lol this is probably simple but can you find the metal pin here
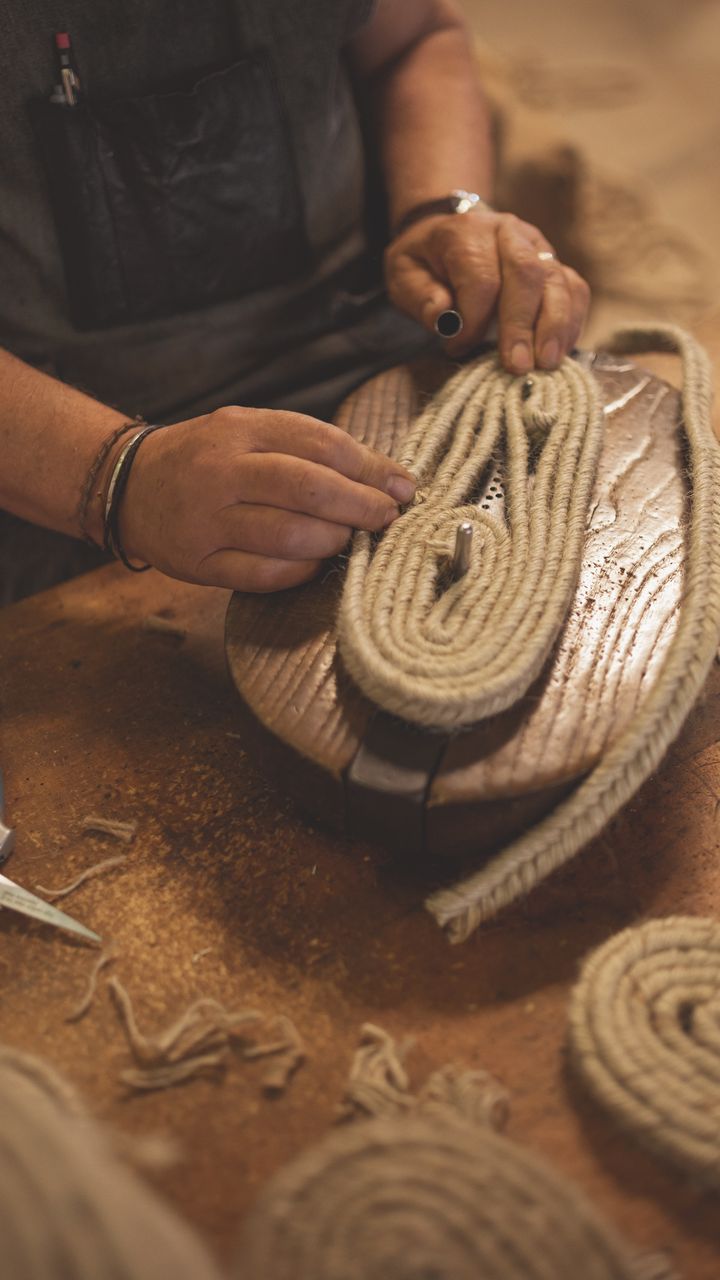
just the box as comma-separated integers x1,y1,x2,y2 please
451,521,473,580
434,309,464,339
521,376,535,401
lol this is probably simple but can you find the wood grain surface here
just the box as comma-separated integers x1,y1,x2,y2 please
226,353,687,858
1,562,720,1277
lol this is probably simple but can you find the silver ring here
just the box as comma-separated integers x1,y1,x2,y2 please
537,250,556,262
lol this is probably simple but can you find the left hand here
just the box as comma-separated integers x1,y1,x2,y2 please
384,209,591,374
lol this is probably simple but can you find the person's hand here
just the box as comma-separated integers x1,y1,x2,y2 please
385,209,590,374
119,407,416,591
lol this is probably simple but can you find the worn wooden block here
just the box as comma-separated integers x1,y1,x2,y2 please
226,353,686,858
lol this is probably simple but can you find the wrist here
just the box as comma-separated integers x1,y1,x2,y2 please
391,189,494,240
81,419,143,550
103,424,168,570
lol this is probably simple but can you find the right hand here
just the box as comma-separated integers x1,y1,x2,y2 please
385,210,590,373
117,405,416,591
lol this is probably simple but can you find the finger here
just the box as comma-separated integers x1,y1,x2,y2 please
215,503,352,561
563,266,592,350
533,270,574,369
229,454,401,531
513,220,556,260
385,251,454,333
237,411,416,505
496,222,549,374
199,549,323,592
434,225,502,355
499,222,590,364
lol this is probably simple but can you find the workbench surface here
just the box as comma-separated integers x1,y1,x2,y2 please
1,563,719,1275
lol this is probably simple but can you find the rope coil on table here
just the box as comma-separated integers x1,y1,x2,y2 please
234,1113,660,1280
338,350,604,730
569,915,720,1187
0,1048,223,1279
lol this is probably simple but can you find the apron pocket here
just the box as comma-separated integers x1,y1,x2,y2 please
29,54,311,330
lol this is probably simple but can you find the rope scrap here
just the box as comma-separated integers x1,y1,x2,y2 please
36,856,127,901
337,1022,509,1130
569,915,720,1188
65,944,118,1023
141,614,186,640
337,1023,415,1120
339,349,603,730
409,325,720,941
243,1014,306,1093
235,1113,656,1280
109,978,304,1094
109,977,260,1090
418,1061,511,1131
79,816,138,843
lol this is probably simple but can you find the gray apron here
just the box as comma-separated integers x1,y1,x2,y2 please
0,0,431,600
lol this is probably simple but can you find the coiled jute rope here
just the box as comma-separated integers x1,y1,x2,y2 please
342,325,720,942
339,345,604,729
569,915,720,1187
234,1113,663,1280
0,1035,675,1279
0,1047,223,1279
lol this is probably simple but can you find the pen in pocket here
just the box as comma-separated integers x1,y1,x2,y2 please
53,32,81,106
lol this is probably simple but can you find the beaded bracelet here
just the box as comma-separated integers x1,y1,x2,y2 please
102,423,168,571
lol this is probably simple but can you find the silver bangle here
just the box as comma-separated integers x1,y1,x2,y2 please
392,189,494,239
102,428,148,552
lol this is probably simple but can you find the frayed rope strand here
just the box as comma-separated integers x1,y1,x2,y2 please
36,856,127,901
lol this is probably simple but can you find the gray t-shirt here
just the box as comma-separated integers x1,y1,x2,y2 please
2,0,428,423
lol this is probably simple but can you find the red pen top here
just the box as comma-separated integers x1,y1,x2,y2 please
55,32,71,49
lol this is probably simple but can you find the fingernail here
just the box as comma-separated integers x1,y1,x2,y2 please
539,339,560,369
383,504,400,527
509,341,532,374
386,475,416,504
